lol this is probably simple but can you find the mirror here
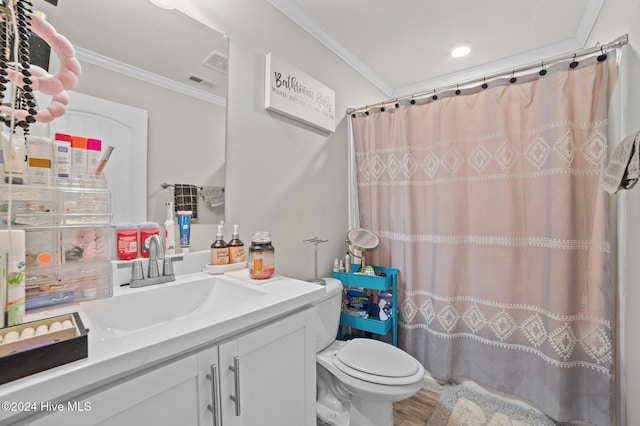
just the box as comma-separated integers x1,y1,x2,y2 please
30,0,228,226
346,228,379,269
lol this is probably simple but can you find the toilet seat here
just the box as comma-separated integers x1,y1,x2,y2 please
334,339,422,386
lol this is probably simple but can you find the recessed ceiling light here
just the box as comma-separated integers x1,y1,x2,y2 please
451,45,471,58
150,0,175,10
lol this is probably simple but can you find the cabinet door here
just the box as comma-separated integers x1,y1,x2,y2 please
197,345,222,426
218,308,316,426
28,354,200,426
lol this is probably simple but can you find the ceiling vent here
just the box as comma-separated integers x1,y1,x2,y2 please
202,51,228,73
187,74,216,89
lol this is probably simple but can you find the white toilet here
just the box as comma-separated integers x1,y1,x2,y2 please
315,278,425,426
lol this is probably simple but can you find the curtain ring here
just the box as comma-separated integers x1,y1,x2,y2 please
539,61,547,76
509,70,517,84
597,46,608,62
432,89,438,101
395,98,399,109
455,83,461,95
569,53,579,69
481,77,488,90
380,101,385,112
364,105,369,115
410,95,416,105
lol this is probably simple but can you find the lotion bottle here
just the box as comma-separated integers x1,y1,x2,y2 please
164,202,175,256
210,223,229,265
228,224,245,264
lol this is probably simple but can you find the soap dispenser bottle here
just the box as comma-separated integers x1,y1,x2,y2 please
210,223,229,265
228,224,246,264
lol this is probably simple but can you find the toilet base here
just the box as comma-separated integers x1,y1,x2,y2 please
317,400,349,426
349,396,393,426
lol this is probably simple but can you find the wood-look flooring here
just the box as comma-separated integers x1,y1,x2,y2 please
392,378,442,425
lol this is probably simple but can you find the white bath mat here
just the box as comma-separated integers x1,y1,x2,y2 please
426,383,562,425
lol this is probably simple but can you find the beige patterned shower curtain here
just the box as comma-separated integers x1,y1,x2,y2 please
351,58,612,425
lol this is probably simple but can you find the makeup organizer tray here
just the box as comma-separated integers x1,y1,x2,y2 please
0,182,115,311
0,312,88,384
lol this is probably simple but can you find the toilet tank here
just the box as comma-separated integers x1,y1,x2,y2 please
315,278,343,352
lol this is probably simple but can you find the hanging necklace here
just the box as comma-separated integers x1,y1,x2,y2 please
0,0,36,135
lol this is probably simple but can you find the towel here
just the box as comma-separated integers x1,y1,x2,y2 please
201,185,225,207
601,131,640,194
173,184,198,219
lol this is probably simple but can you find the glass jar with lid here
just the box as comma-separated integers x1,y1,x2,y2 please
248,231,275,279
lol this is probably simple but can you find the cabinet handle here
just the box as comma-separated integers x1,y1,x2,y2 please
228,356,241,416
206,364,222,426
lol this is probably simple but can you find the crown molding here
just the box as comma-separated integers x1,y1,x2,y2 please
267,0,605,100
575,0,606,46
74,46,227,107
266,0,393,97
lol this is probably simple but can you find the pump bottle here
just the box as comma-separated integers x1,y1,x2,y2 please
164,202,175,256
210,223,230,265
228,224,246,264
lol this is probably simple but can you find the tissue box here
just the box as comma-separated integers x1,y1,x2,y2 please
0,312,88,384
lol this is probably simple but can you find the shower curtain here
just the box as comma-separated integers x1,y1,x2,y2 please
351,58,612,425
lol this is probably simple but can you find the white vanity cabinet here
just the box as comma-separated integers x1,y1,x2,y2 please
25,307,316,426
27,354,200,425
200,308,316,426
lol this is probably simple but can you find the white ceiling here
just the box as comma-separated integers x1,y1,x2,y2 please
28,0,606,105
267,0,606,98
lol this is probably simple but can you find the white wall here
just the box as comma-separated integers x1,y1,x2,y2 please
588,0,640,424
190,1,386,280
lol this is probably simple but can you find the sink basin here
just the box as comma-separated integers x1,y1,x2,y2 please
82,275,266,334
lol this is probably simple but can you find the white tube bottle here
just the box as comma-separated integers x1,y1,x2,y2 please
164,202,175,256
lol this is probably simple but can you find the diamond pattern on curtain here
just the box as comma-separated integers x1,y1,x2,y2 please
351,57,612,425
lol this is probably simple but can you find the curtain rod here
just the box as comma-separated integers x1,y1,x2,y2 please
347,34,629,115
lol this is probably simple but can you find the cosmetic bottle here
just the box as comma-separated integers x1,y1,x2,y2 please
211,223,229,265
53,136,72,180
164,202,175,256
26,136,53,186
228,224,245,264
70,136,88,178
3,133,25,184
344,252,352,273
86,138,102,177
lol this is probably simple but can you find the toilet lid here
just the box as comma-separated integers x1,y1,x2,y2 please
334,339,421,384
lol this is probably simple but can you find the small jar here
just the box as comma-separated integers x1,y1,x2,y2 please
248,231,274,279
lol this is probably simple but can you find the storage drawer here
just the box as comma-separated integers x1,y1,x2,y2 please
60,189,111,225
61,226,113,264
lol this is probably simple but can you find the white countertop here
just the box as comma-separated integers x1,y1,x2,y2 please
0,268,325,425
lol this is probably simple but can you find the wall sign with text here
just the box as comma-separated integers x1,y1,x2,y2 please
264,53,335,133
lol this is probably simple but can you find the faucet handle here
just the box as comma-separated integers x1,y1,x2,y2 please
163,257,174,277
131,260,144,281
148,259,160,279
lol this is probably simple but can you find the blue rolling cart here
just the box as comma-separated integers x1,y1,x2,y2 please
332,265,398,347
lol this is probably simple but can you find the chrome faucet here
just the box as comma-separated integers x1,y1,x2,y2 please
130,234,176,288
